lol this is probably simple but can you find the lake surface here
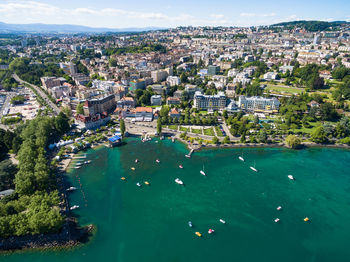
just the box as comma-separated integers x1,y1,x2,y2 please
4,138,350,262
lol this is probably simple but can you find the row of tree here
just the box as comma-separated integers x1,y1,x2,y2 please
0,113,70,238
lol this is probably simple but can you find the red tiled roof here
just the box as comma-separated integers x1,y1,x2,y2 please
135,107,152,113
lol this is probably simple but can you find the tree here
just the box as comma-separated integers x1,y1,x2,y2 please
319,103,339,121
285,135,302,149
109,58,118,67
223,136,230,144
212,136,219,144
307,74,324,90
258,129,268,143
120,119,125,136
76,103,84,115
311,126,328,144
253,115,260,125
157,118,162,135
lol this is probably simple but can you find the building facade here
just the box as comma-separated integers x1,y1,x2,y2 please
238,96,280,113
83,94,116,116
193,91,227,111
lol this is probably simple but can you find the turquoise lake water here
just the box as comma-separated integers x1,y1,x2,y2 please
3,138,350,262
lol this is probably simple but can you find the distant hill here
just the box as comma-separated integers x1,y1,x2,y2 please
0,22,164,34
270,20,350,32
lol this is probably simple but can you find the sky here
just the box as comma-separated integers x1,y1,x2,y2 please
0,0,349,28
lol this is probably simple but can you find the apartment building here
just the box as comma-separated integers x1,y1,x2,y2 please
193,91,227,111
83,94,116,116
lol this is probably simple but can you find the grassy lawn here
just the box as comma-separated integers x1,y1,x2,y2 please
203,127,215,136
180,126,189,132
290,122,320,134
167,125,178,130
215,126,224,137
266,84,305,94
191,127,202,134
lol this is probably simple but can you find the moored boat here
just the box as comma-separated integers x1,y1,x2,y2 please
136,182,141,187
208,229,214,234
121,177,126,180
195,232,202,237
288,175,295,180
131,167,136,171
144,181,150,185
156,159,160,163
70,205,79,210
219,219,226,224
179,165,183,169
188,221,193,227
277,206,282,211
274,218,280,223
66,187,76,192
175,178,184,185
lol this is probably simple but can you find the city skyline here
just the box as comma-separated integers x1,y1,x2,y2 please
0,0,349,29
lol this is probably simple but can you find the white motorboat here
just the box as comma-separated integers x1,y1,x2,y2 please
185,154,191,158
238,153,245,162
219,219,226,224
277,206,282,211
274,218,280,223
250,161,258,172
136,182,142,187
70,205,79,210
66,187,77,192
175,178,184,185
135,159,139,163
288,175,295,180
200,165,206,176
156,159,160,163
188,221,193,227
179,165,183,169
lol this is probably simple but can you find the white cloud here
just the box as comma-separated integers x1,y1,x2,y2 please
240,13,256,17
210,14,225,19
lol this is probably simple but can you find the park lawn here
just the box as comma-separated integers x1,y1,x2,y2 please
291,122,320,134
168,125,178,130
215,126,224,137
266,84,305,94
203,127,215,136
191,127,202,134
180,126,189,132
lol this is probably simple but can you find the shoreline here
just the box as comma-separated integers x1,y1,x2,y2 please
0,145,102,253
0,221,95,253
171,134,350,151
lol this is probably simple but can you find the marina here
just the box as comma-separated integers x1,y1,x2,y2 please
4,138,350,262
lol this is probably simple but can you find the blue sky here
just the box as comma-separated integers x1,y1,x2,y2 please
0,0,349,28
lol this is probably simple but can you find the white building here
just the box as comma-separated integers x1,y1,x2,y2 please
238,96,280,113
150,95,162,106
263,72,279,81
167,76,181,86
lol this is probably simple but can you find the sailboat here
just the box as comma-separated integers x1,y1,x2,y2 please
250,161,258,172
200,165,206,176
238,152,245,162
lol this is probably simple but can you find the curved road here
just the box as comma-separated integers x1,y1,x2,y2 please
12,73,60,115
